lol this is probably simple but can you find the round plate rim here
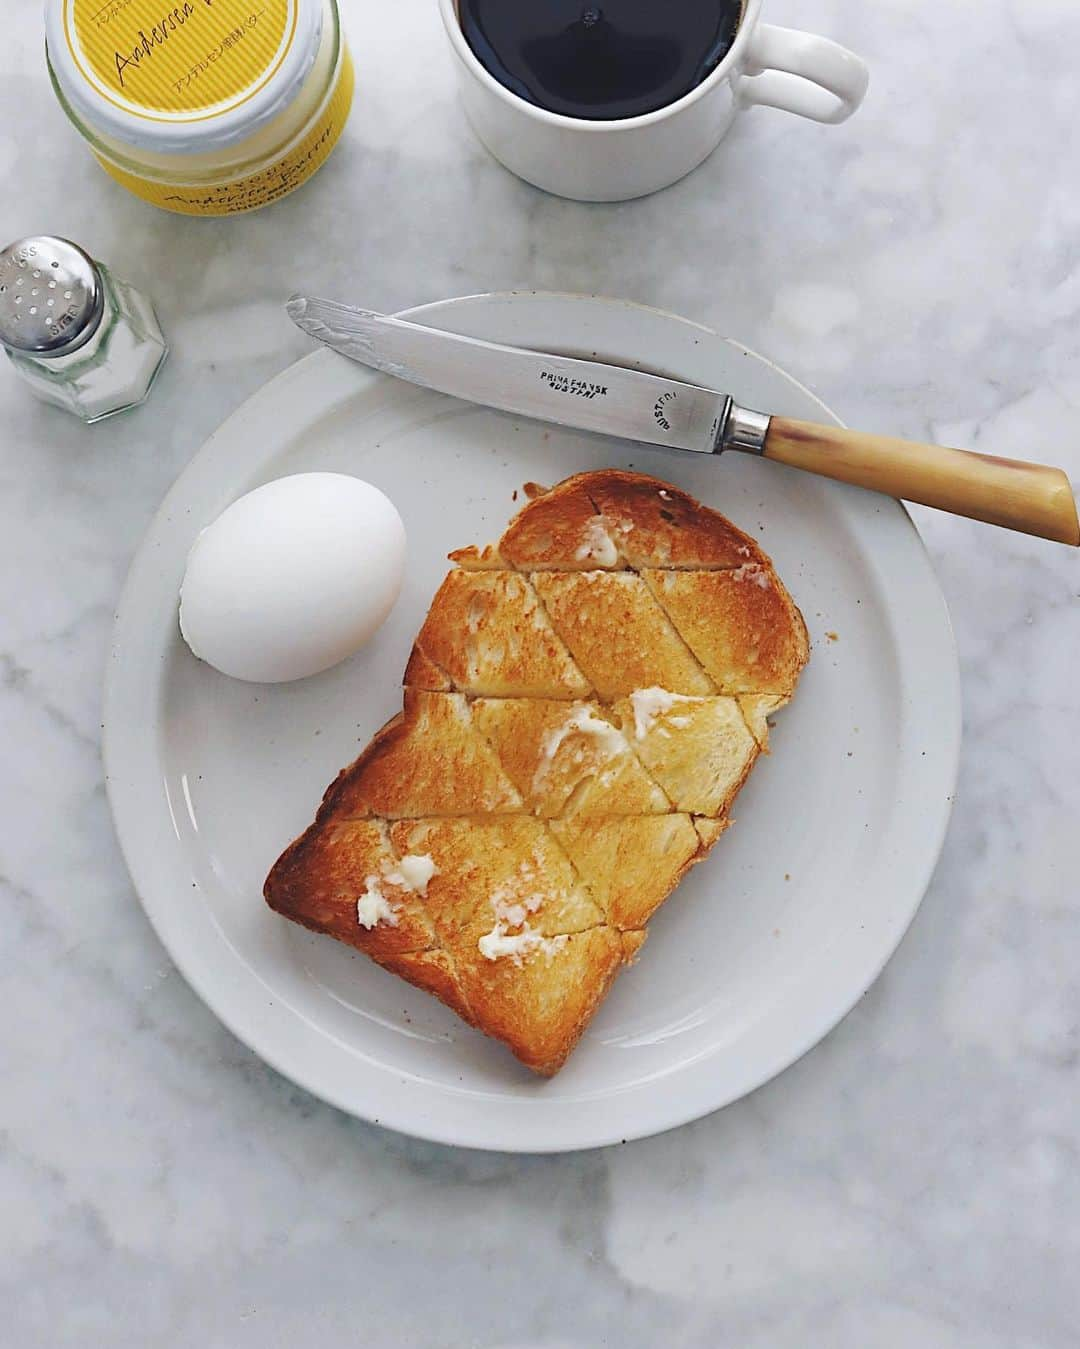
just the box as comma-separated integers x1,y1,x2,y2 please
103,291,961,1152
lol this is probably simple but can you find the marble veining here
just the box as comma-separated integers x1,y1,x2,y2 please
1,0,1078,1343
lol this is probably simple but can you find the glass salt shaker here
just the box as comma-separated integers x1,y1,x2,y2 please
0,236,167,423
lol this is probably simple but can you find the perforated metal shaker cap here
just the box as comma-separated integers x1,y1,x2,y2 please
0,237,104,358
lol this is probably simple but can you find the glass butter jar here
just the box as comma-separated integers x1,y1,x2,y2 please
45,0,353,217
0,237,167,423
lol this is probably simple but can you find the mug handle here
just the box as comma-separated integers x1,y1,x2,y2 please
740,24,869,125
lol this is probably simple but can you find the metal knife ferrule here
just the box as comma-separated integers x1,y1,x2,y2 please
717,401,771,456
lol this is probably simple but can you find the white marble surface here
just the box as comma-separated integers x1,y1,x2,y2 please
2,0,1078,1343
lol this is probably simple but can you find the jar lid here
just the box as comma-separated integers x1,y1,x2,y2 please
0,237,104,358
46,0,323,156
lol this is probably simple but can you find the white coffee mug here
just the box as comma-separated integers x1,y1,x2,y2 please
438,0,870,202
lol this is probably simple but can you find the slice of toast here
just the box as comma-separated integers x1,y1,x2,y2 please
265,470,809,1075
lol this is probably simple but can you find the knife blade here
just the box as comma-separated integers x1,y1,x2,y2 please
286,295,754,456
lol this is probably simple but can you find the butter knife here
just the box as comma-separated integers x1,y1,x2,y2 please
287,295,1079,546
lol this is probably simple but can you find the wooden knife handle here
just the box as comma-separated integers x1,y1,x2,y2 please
764,417,1080,545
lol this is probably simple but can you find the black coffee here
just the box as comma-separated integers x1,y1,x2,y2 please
459,1,743,121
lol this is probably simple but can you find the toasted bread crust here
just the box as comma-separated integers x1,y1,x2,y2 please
585,470,769,570
265,470,808,1075
500,477,623,572
643,567,809,695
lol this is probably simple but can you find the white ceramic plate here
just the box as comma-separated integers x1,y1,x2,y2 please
104,293,960,1153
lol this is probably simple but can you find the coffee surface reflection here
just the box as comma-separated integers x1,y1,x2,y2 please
459,0,744,121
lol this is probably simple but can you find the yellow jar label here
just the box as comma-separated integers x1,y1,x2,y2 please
93,43,354,214
65,0,295,120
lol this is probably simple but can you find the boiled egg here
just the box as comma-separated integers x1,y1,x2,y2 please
179,473,406,683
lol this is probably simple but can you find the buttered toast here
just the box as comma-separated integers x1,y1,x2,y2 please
264,470,809,1075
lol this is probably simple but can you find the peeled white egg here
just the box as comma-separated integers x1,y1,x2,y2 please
179,473,406,683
